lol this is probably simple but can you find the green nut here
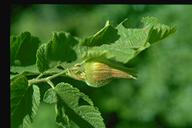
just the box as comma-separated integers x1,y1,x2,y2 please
68,61,136,88
84,61,112,87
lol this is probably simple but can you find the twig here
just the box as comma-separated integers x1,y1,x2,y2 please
28,69,68,87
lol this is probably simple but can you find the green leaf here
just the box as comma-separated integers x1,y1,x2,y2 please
47,32,78,61
81,17,175,64
55,101,70,128
36,44,49,72
142,16,176,44
54,83,105,128
10,32,40,66
43,88,57,104
11,65,39,77
36,32,79,72
22,85,40,128
80,21,120,46
11,74,40,128
56,99,80,128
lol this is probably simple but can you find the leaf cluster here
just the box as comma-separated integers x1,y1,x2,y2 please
10,17,175,128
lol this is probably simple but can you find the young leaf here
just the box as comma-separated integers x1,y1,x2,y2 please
43,88,57,104
11,74,40,128
54,83,105,128
10,32,40,66
81,17,175,64
36,44,49,72
80,21,120,46
36,32,79,72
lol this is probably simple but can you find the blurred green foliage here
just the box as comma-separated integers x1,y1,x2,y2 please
11,5,192,128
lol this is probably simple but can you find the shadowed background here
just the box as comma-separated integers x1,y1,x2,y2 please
11,5,192,128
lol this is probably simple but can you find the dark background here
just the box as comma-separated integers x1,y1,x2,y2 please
11,5,192,128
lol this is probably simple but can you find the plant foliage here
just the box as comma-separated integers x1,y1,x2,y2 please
10,17,175,128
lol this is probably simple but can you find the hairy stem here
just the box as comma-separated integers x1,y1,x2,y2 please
36,73,44,79
47,79,55,89
28,69,68,86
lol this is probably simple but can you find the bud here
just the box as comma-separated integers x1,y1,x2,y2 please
67,61,136,87
84,61,136,87
83,62,112,87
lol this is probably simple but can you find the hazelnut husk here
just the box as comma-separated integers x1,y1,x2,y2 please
67,61,136,87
